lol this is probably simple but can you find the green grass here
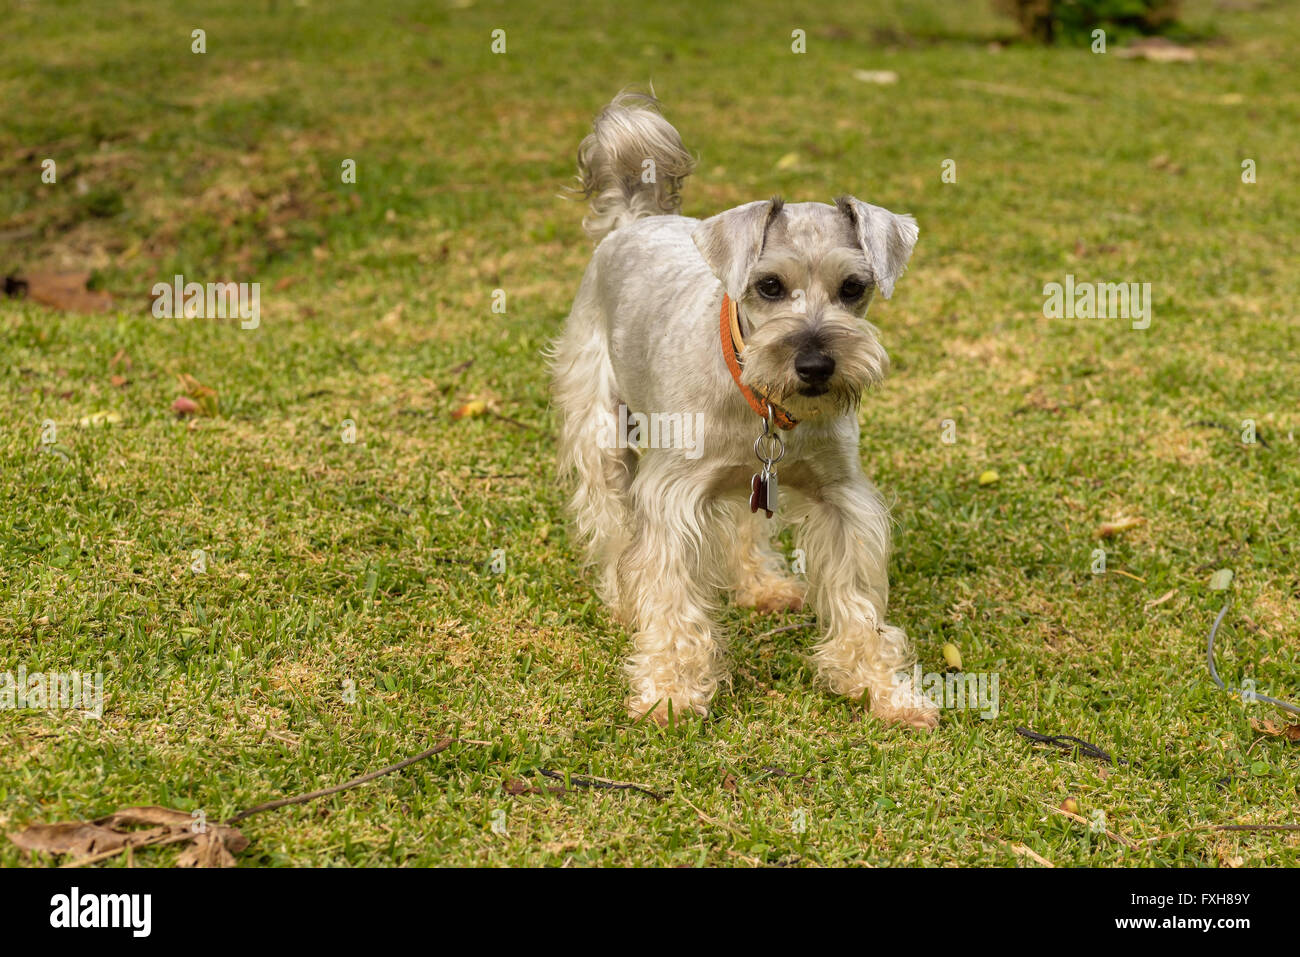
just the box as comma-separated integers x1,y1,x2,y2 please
1,0,1297,867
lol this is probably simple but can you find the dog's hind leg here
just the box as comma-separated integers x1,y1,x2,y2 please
551,289,635,612
723,502,806,614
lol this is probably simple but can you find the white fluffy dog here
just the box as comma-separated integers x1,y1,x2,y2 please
550,93,936,730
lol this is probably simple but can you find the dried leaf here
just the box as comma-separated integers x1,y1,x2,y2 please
77,411,122,427
853,69,898,84
452,399,487,420
8,805,247,868
1209,568,1234,591
99,806,196,828
176,373,219,416
503,777,564,797
1096,515,1144,538
1149,154,1184,175
1249,719,1300,742
504,778,539,795
3,272,114,313
1116,38,1196,62
8,821,137,857
1144,588,1177,609
175,827,249,868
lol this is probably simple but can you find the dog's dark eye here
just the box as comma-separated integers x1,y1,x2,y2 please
755,276,785,300
840,279,867,301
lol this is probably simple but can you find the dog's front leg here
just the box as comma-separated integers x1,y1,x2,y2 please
794,477,938,729
617,462,725,724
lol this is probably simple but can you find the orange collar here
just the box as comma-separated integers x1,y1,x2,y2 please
720,293,798,430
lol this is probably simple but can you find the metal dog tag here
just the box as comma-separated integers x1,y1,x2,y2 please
750,404,784,520
750,468,778,519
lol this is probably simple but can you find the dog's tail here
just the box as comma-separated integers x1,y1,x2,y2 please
574,91,695,243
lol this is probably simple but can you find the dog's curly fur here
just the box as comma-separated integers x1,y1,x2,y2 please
550,93,936,730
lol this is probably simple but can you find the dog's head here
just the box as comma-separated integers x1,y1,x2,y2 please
693,196,917,420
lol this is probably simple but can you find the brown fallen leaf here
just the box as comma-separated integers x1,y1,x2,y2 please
176,373,219,416
503,777,565,797
8,820,145,858
1249,719,1300,742
452,399,487,420
1096,516,1145,538
3,272,114,313
175,827,249,868
110,374,129,388
1149,153,1184,175
98,806,193,829
1116,38,1196,62
8,805,247,868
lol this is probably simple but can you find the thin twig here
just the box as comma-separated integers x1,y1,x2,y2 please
681,796,744,835
1216,824,1300,832
1043,802,1138,849
489,411,544,433
225,737,460,824
1141,822,1300,844
1015,726,1127,765
1188,419,1271,449
754,622,815,640
533,769,666,801
984,834,1056,868
1110,568,1147,583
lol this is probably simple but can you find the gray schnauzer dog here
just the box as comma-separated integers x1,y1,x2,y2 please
550,93,936,730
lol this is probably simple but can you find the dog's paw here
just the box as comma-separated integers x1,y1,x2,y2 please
732,576,806,614
628,696,707,728
870,682,940,731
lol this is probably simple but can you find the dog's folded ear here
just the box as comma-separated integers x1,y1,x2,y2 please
691,198,783,301
834,196,918,300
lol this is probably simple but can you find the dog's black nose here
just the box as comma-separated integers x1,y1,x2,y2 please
795,350,835,385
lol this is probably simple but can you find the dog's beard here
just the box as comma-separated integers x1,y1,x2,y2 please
739,312,889,420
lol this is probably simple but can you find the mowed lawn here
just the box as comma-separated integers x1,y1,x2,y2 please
1,0,1297,867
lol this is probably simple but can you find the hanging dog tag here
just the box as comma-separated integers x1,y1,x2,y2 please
750,467,778,519
754,405,780,522
750,404,784,520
